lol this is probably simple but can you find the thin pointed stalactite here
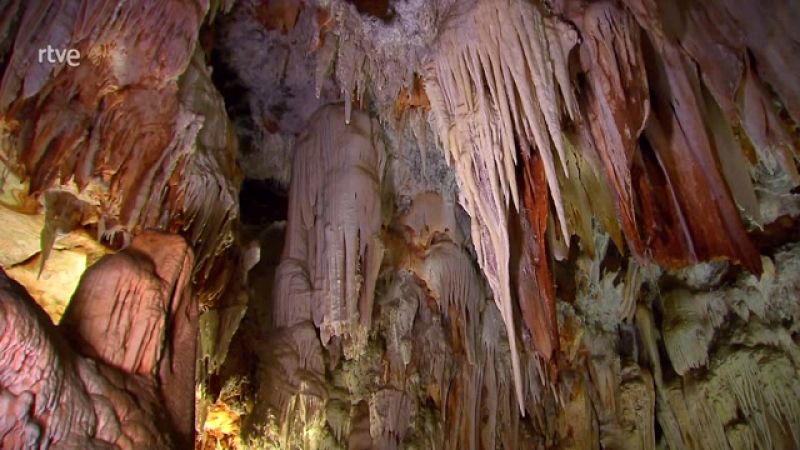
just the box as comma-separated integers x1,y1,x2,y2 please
515,151,558,363
424,0,578,410
225,0,799,446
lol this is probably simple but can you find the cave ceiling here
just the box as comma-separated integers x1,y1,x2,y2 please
1,0,800,449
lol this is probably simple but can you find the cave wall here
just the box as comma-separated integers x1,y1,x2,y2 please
0,0,241,309
0,0,799,449
0,232,196,449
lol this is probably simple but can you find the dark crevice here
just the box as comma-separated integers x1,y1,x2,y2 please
344,0,396,22
203,23,259,158
239,178,288,226
749,214,800,256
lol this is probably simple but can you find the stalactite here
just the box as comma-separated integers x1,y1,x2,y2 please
218,1,800,441
425,244,485,450
703,87,761,224
321,0,445,124
5,0,800,448
559,0,800,275
569,1,650,257
418,243,482,366
516,152,558,362
401,192,523,450
738,65,800,184
424,0,580,409
258,187,550,448
640,40,762,273
173,48,242,307
676,0,800,195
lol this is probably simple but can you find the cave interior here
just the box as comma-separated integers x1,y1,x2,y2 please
1,0,800,449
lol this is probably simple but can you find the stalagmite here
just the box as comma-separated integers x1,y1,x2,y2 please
273,104,386,357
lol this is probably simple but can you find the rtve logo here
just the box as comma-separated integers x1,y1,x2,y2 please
38,45,81,67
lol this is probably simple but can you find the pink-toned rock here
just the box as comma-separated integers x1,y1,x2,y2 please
1,232,196,449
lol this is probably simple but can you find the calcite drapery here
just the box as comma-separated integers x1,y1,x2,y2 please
571,1,650,258
422,0,800,409
259,186,536,449
273,104,386,357
2,0,800,448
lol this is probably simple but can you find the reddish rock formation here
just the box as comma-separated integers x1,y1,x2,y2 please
0,0,240,308
0,232,196,449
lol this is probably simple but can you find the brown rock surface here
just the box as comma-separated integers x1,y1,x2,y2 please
0,231,196,449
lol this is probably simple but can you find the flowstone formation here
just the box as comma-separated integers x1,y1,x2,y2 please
0,0,241,309
0,4,248,438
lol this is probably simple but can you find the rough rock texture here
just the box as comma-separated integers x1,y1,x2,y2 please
0,5,248,442
1,0,799,449
0,0,241,308
0,232,196,449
